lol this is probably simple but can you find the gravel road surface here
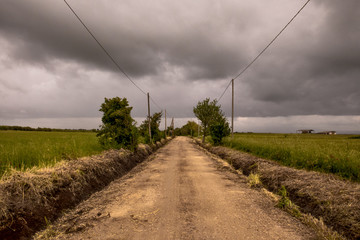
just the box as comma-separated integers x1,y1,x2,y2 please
37,136,316,240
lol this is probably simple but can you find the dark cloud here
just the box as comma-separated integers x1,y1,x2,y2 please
0,0,359,126
237,0,360,117
0,0,159,76
0,0,252,80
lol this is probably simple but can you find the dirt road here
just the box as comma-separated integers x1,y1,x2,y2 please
37,137,316,239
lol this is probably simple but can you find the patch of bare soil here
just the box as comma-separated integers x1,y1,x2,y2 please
35,137,316,240
0,139,169,240
198,141,360,239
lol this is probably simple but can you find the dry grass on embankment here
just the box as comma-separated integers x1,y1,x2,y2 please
0,139,169,240
197,141,360,240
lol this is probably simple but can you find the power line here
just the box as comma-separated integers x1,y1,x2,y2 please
152,97,175,118
63,0,147,96
149,95,174,117
233,0,310,81
218,0,311,102
217,80,232,102
150,96,163,111
63,0,173,121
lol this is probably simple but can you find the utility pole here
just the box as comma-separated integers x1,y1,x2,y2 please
171,118,174,138
147,93,152,144
165,109,167,138
232,79,234,139
198,119,200,138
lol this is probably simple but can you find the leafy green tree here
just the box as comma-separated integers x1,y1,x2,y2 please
179,121,199,137
193,98,220,143
174,127,182,136
166,126,175,137
210,115,230,145
97,97,138,150
193,98,230,143
139,111,163,143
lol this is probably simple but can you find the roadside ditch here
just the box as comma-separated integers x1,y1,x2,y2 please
196,140,360,240
0,138,171,240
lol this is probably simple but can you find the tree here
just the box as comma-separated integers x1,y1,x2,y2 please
139,111,163,143
174,127,182,136
179,121,199,137
210,115,230,145
193,98,220,143
193,98,230,143
97,97,138,150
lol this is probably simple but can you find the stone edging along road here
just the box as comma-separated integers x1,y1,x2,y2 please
196,140,360,240
0,138,171,240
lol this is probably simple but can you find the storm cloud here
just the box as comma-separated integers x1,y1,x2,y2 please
0,0,359,131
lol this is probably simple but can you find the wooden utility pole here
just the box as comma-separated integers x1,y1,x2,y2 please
231,79,234,139
165,109,167,138
198,120,200,138
171,118,174,137
147,93,152,143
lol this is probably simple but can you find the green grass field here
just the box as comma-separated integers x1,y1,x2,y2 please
223,133,360,182
0,131,104,177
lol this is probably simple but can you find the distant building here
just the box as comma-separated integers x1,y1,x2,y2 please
296,129,314,134
317,131,337,135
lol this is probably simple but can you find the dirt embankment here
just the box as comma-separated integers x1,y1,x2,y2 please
197,141,360,240
0,138,170,240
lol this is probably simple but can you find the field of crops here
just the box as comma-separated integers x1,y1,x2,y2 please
0,131,104,177
223,133,360,182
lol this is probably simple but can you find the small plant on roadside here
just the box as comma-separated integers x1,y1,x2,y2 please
247,173,262,188
302,214,346,240
277,186,301,217
277,186,345,239
36,216,59,239
277,186,291,208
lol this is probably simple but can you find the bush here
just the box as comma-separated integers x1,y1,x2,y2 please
209,116,230,145
139,112,162,144
97,97,138,150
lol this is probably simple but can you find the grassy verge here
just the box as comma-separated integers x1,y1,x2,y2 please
197,140,360,239
274,186,345,240
0,131,104,177
0,140,169,239
223,133,360,182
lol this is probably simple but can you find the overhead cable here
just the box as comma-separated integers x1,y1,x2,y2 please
150,96,163,111
218,0,311,102
217,80,232,102
63,0,147,96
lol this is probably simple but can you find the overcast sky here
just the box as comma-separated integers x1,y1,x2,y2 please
0,0,359,133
